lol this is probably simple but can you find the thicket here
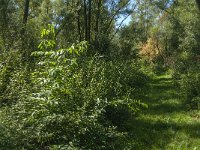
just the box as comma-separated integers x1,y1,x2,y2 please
169,1,200,110
0,25,149,149
0,0,200,149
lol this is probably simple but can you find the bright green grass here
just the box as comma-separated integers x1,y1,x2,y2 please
127,74,200,150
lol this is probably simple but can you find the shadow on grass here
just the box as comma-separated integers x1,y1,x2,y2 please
127,118,200,150
144,83,184,114
148,102,184,114
125,75,199,149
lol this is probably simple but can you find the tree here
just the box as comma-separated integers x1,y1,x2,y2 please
196,0,200,10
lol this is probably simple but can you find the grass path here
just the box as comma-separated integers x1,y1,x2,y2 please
128,74,200,150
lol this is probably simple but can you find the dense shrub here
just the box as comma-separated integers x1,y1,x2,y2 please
80,58,149,128
0,50,30,107
180,71,200,110
0,25,149,149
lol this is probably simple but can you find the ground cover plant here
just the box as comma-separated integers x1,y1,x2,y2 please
0,0,200,149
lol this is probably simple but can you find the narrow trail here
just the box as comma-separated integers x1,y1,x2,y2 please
128,74,200,150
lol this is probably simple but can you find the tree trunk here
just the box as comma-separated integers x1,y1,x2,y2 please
84,0,88,41
77,1,82,42
94,0,101,49
77,12,82,42
88,0,92,42
23,0,30,25
21,0,30,35
21,0,30,64
196,0,200,11
95,0,101,39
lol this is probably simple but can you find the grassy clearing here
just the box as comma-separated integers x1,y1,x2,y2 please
127,74,200,150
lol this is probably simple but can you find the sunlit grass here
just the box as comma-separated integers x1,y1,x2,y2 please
127,74,200,150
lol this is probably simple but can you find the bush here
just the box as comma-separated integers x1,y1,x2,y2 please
0,25,148,149
79,57,149,128
180,71,200,110
0,50,31,107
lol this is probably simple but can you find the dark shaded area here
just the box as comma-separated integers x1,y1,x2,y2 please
196,0,200,10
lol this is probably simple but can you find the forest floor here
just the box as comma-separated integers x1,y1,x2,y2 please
128,74,200,150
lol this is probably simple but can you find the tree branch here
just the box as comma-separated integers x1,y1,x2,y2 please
106,0,130,33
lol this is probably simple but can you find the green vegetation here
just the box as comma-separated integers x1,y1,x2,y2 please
128,74,200,149
0,0,200,149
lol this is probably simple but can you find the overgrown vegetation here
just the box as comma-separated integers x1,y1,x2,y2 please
0,0,200,149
